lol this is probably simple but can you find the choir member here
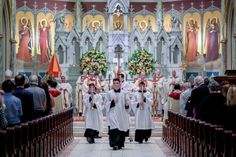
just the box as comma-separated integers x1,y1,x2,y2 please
105,78,130,150
84,83,103,143
132,81,153,143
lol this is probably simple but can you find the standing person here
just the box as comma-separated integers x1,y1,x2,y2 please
132,81,153,143
0,95,7,129
2,80,22,127
49,80,64,113
59,75,73,108
186,76,209,118
84,83,103,143
26,75,46,119
13,74,34,122
105,78,130,150
179,82,192,115
76,75,86,116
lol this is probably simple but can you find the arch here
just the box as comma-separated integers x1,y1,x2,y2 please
109,2,128,13
58,45,64,64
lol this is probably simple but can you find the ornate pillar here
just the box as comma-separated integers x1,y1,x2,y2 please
75,0,82,32
11,0,17,75
124,14,128,31
156,0,163,32
233,0,236,69
220,0,226,74
0,0,2,35
109,14,113,31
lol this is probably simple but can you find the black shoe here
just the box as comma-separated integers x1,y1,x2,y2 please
139,141,143,144
118,146,122,150
145,137,148,142
94,135,102,138
87,137,94,144
113,146,118,150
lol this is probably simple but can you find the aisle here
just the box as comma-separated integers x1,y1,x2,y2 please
59,137,177,157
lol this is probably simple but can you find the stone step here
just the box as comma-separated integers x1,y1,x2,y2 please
73,117,163,137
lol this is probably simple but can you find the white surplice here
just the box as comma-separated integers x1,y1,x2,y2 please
84,93,103,132
131,91,154,130
105,90,130,132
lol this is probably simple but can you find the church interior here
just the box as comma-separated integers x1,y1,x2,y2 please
0,0,236,156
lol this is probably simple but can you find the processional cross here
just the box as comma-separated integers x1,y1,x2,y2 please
115,45,122,77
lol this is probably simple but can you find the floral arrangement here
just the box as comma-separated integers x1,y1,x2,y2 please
128,49,156,75
80,50,107,75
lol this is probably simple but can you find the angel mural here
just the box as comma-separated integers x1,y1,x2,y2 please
205,17,220,62
185,19,199,62
38,19,51,63
17,17,32,62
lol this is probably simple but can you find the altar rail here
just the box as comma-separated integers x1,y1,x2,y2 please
162,111,236,157
0,108,73,157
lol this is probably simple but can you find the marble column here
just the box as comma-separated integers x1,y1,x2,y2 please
220,0,226,74
11,0,16,75
124,14,128,31
233,0,236,69
75,0,82,32
109,14,113,31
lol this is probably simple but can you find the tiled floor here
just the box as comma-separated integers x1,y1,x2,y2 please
59,137,178,157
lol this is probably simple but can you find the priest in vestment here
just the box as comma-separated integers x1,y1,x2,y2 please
105,78,130,150
132,81,153,143
58,76,72,108
84,83,103,143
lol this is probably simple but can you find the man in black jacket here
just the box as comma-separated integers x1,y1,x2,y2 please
13,74,34,122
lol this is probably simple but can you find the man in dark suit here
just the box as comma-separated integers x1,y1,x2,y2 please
13,74,34,122
186,76,210,118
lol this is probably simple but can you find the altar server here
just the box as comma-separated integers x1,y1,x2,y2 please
132,81,153,143
105,78,130,150
84,83,103,144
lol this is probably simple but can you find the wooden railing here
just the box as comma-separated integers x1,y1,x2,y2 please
0,108,73,157
162,111,236,157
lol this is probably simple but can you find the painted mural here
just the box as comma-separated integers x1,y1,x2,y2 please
183,13,201,63
14,0,223,78
16,12,34,62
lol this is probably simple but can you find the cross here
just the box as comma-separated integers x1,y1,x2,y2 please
115,45,122,76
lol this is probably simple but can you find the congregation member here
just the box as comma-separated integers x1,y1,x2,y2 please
198,79,226,125
179,82,192,115
84,83,103,143
186,76,210,118
26,75,46,119
132,81,153,143
2,80,22,127
59,75,73,108
13,74,34,122
0,95,7,129
105,78,130,150
40,82,54,115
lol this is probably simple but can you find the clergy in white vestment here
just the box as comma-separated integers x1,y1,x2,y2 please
118,73,130,92
132,81,154,143
75,75,86,116
84,83,103,144
97,73,109,93
105,78,130,150
58,76,73,108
